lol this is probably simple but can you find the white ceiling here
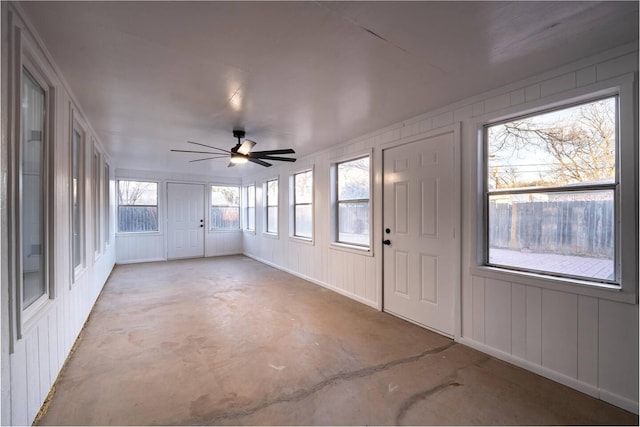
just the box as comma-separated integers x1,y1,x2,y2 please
20,1,639,177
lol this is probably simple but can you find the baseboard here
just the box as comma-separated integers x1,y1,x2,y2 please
115,257,165,265
242,252,379,310
457,337,639,415
205,251,242,257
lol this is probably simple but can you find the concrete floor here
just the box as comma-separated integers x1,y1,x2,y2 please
37,256,637,425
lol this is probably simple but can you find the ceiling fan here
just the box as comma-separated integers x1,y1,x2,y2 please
171,130,296,167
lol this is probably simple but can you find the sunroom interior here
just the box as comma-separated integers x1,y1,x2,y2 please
1,1,638,425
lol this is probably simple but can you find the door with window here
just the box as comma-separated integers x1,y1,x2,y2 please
167,183,205,259
382,129,459,336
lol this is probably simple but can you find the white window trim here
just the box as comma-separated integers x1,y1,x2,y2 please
329,150,374,255
263,177,279,237
243,183,256,234
92,142,102,259
473,75,637,304
289,166,315,244
70,106,88,283
115,179,161,235
12,32,57,337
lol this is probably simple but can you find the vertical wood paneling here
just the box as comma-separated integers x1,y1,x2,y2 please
472,275,485,342
25,331,40,421
526,286,542,364
10,339,29,426
484,278,511,353
577,295,598,385
541,289,578,378
511,283,527,359
598,300,639,402
37,322,50,403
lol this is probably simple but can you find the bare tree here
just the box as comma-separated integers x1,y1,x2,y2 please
489,99,615,188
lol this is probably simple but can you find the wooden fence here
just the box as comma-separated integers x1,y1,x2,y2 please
489,200,613,257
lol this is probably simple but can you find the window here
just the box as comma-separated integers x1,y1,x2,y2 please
292,170,313,239
265,179,278,234
485,96,618,284
117,180,158,232
334,156,371,247
210,185,240,230
245,184,255,231
71,120,85,271
92,147,101,255
104,163,110,245
21,68,50,309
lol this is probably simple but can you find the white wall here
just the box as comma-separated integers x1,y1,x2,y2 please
115,169,243,264
241,44,639,413
1,4,117,425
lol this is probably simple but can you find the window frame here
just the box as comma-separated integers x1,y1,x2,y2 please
244,184,256,233
330,152,373,253
116,179,160,234
289,168,314,242
209,184,241,231
474,78,637,303
70,108,87,280
264,177,279,236
92,143,102,257
483,95,619,285
104,162,111,247
15,57,56,328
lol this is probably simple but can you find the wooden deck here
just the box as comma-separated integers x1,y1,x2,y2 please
489,248,614,281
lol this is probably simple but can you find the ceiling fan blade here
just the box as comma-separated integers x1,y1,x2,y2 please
189,156,228,163
251,155,297,162
187,141,230,153
227,162,236,168
171,149,221,154
237,139,256,155
249,158,272,167
249,148,295,155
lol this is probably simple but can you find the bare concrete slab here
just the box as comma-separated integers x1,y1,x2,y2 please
36,256,637,425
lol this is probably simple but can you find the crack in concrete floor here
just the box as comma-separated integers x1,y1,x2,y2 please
197,341,457,424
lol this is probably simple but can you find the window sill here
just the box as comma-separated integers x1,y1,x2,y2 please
22,294,53,333
209,228,242,233
243,229,256,235
289,236,314,246
470,265,636,304
329,242,373,257
263,232,279,240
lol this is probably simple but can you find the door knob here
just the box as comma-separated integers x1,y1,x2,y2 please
200,224,204,228
383,239,391,246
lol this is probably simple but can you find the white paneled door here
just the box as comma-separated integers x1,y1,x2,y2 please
383,129,458,336
168,183,205,259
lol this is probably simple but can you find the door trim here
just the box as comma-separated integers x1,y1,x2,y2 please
379,123,462,339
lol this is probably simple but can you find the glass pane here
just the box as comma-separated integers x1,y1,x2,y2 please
118,181,157,206
247,207,255,230
210,206,239,229
211,185,239,207
72,129,82,268
118,206,159,232
267,180,278,207
338,201,369,246
294,204,312,238
267,206,278,233
93,151,100,251
488,190,614,282
295,170,313,204
487,97,616,190
338,157,369,201
247,185,255,208
22,70,46,307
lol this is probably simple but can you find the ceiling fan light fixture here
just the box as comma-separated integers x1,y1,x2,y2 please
230,153,249,164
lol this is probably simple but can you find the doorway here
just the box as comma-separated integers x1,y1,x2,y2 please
382,128,459,336
167,182,205,259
